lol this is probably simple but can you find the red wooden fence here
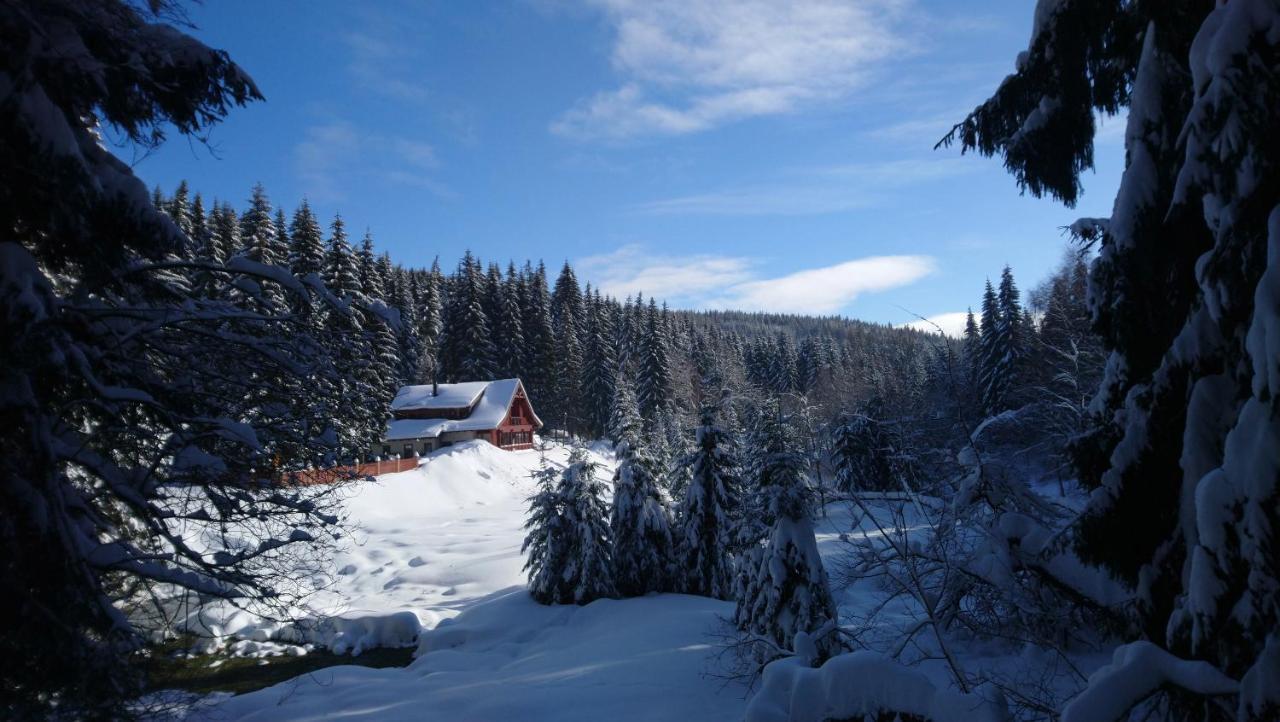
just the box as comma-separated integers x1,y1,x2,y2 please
283,456,419,486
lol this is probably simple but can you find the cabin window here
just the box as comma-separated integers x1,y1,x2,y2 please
402,444,413,458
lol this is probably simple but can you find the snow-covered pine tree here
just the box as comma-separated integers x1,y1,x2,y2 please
995,265,1028,402
520,261,558,420
195,202,237,298
498,262,526,379
483,262,522,380
288,199,326,279
357,230,386,300
674,400,739,599
414,258,444,384
168,179,194,254
0,3,348,714
189,192,209,261
770,332,797,394
962,307,980,388
733,404,839,664
522,459,572,604
637,297,673,421
324,214,361,298
439,251,497,382
977,279,1006,414
610,390,674,597
552,286,586,435
389,261,421,385
239,183,285,268
831,412,895,494
580,289,618,439
609,375,644,447
522,449,615,604
946,2,1280,717
551,260,586,335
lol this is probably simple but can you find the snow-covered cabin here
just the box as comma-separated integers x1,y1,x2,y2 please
380,378,542,456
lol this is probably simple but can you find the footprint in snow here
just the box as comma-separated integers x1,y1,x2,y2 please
337,564,358,576
408,556,427,567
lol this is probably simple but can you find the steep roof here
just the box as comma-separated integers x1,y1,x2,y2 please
384,378,542,440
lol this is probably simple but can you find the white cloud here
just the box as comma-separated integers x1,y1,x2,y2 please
711,255,937,313
633,158,976,216
578,245,757,303
579,246,935,315
294,121,452,202
900,310,970,337
554,0,914,139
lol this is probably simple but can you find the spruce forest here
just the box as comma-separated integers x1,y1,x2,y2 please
2,1,1278,721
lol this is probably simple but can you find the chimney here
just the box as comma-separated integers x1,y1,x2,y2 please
432,375,439,397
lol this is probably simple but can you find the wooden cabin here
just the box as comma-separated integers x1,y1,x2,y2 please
380,378,542,457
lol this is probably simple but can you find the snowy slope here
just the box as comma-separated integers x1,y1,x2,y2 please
208,590,745,722
169,440,615,654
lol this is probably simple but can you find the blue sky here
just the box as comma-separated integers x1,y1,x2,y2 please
135,0,1125,334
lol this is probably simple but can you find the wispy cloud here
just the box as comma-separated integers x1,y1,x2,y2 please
577,245,757,302
580,245,936,314
553,0,915,140
342,9,431,104
633,158,975,216
294,120,453,203
900,310,969,337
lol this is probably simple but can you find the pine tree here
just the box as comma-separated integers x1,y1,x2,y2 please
674,400,739,599
288,199,325,278
499,263,526,378
608,376,644,447
610,409,673,597
168,179,194,254
324,215,361,298
389,262,421,385
831,412,895,493
995,265,1028,400
239,183,282,266
0,5,350,713
414,259,444,383
522,450,614,604
946,2,1280,716
962,307,980,389
439,251,497,381
637,298,673,420
734,402,839,663
484,263,524,379
551,260,585,334
522,460,573,604
357,230,386,300
580,290,618,439
520,262,557,416
977,279,1005,414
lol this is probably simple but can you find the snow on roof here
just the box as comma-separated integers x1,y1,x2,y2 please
391,381,489,412
384,379,542,440
385,418,448,441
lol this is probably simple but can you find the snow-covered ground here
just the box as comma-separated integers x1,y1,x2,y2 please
188,439,761,721
180,440,1103,720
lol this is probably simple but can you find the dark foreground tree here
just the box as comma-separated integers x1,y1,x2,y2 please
944,1,1280,718
0,2,350,716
